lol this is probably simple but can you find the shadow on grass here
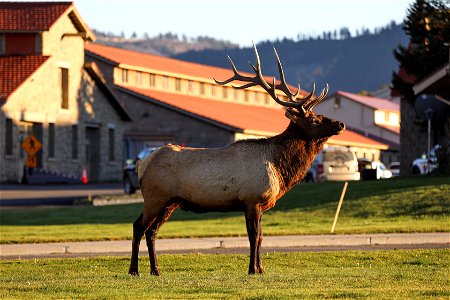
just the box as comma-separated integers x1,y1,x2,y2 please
1,175,448,226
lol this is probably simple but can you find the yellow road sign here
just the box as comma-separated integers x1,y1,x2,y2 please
21,135,41,156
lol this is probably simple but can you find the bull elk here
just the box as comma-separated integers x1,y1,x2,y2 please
129,44,345,276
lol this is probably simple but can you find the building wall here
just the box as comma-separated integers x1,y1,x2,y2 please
314,95,399,145
111,65,280,108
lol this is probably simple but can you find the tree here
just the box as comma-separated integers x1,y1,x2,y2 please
392,0,450,101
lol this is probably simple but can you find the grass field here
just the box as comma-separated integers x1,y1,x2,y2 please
1,175,449,244
1,249,449,299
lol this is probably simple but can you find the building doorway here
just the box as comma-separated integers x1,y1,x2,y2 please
85,126,100,182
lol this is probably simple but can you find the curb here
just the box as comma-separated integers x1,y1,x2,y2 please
1,233,448,258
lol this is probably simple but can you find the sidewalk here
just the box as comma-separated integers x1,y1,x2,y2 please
1,233,448,259
0,183,124,206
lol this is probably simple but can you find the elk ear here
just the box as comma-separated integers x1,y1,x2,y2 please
285,109,299,122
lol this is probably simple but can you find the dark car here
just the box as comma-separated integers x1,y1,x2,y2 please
123,147,159,194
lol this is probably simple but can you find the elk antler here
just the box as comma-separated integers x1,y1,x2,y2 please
214,42,328,114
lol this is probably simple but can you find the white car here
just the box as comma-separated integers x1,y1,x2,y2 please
388,162,400,177
319,147,360,181
359,159,392,179
412,145,439,175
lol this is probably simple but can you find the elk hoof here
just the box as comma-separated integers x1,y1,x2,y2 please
128,266,139,276
151,269,160,276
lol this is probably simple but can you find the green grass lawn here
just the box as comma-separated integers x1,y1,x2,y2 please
1,249,449,299
1,176,449,244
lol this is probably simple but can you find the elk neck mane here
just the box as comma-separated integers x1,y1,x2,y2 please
235,122,328,191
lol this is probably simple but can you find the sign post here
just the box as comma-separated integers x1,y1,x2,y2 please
331,181,349,233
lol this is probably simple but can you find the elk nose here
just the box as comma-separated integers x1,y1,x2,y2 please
338,122,346,131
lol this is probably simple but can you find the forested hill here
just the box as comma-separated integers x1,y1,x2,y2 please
172,24,408,94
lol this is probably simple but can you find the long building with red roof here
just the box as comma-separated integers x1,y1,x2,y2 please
85,43,389,161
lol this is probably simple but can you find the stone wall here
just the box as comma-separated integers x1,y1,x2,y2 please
116,89,235,150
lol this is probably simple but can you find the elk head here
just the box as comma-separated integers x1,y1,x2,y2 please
214,43,345,140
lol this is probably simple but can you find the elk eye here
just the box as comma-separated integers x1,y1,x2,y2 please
310,118,319,125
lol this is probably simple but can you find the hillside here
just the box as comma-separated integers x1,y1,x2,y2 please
93,30,239,56
172,24,408,93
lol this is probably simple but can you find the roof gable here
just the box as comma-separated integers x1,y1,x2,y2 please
84,62,131,121
336,90,399,111
0,2,94,41
0,55,49,102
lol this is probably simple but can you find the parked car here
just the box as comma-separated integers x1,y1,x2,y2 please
358,159,392,180
319,147,360,181
388,162,400,177
411,145,439,175
123,147,159,194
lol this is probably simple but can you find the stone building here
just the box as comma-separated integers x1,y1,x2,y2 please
86,43,388,160
0,2,130,183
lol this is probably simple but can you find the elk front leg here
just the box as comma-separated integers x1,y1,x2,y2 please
245,205,263,274
145,203,178,276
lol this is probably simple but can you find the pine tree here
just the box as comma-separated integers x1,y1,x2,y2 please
392,0,450,101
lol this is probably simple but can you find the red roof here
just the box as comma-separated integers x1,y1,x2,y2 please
0,55,49,101
119,85,388,149
86,43,304,95
0,2,72,31
336,90,399,111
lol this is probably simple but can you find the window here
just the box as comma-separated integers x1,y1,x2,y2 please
188,80,193,93
175,78,181,91
108,128,115,161
244,91,249,102
136,71,142,86
48,123,55,158
122,69,128,83
149,74,155,87
222,86,228,99
211,85,216,96
264,93,270,104
60,68,69,109
35,34,42,54
254,92,260,103
162,76,169,90
5,118,13,155
199,82,205,95
0,34,4,55
71,125,78,159
334,96,341,109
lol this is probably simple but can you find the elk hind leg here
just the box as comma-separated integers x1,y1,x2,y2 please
145,202,179,276
129,212,152,276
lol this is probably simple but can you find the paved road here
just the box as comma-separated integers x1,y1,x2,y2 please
0,183,124,206
1,233,448,260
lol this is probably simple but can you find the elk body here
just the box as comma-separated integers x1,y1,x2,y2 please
128,44,345,276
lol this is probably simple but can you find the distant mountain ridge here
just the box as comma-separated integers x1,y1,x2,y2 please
172,24,408,94
93,23,408,94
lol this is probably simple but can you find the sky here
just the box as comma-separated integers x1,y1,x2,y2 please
72,0,414,47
